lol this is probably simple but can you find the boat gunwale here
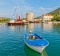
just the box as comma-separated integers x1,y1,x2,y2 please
25,34,49,46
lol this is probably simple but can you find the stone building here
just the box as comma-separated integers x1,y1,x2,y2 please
26,13,34,21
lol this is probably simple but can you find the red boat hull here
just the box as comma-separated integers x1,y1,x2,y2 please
7,22,25,25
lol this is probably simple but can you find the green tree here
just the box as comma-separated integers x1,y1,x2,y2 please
51,15,60,21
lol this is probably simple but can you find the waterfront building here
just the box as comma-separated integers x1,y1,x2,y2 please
41,14,53,22
26,13,34,21
0,17,7,20
0,17,3,20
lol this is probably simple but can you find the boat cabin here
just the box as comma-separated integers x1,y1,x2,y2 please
28,35,37,40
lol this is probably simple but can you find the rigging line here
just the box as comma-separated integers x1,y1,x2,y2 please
13,6,18,18
13,0,19,17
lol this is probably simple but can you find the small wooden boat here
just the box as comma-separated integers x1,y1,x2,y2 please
25,32,49,53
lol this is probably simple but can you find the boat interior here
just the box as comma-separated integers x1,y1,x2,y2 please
28,35,37,40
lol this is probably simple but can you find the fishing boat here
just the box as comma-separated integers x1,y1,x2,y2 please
7,6,28,25
7,16,27,25
25,31,49,53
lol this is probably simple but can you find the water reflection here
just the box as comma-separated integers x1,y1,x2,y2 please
8,25,26,32
41,50,48,56
42,22,53,32
26,23,34,32
9,25,15,31
52,24,60,34
8,22,53,33
24,44,48,56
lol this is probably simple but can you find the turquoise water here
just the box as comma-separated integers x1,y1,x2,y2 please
0,23,60,56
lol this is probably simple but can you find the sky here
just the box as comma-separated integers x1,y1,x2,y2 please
0,0,60,19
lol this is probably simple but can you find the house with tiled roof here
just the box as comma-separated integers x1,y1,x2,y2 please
41,14,53,22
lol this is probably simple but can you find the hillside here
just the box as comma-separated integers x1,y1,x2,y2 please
48,8,60,15
35,8,60,19
48,8,60,21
